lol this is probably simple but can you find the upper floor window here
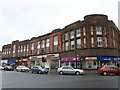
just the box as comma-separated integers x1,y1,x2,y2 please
41,40,44,48
105,37,108,47
46,39,50,53
31,43,34,50
24,45,26,52
70,31,74,39
54,36,58,45
77,39,81,48
65,33,68,41
91,27,94,35
65,42,68,51
70,40,74,50
21,45,23,52
84,38,86,48
97,37,103,47
27,44,29,51
37,41,40,49
96,26,102,35
91,37,94,47
12,44,16,53
83,27,86,36
76,29,81,37
54,36,58,52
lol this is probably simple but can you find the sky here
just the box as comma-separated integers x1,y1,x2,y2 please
0,0,119,51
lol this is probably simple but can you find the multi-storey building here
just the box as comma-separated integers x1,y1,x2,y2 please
2,14,120,71
60,14,120,69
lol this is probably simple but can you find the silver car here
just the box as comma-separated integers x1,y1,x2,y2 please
57,66,85,75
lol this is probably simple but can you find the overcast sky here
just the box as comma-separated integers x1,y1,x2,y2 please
0,0,119,51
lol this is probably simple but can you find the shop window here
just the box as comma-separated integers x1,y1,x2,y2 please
93,62,96,65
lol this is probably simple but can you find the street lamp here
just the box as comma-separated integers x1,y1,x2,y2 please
80,53,83,69
41,49,45,67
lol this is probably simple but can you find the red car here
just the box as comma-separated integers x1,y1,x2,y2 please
98,65,120,75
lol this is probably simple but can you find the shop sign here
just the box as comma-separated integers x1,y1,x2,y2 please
60,57,80,62
98,56,119,61
22,58,28,61
8,59,16,64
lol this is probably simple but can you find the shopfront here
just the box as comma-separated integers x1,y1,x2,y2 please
98,56,120,66
21,58,29,66
84,57,99,69
59,57,80,69
29,56,42,67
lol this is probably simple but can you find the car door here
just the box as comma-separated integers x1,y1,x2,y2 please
67,67,74,74
32,67,38,73
110,66,118,74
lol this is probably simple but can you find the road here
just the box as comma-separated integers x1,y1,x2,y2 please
1,70,119,89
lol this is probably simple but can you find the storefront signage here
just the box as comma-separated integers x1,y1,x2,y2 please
8,59,16,64
22,58,28,61
98,56,119,61
60,57,80,62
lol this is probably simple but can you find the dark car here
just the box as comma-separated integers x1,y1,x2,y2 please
4,65,13,71
31,66,49,74
98,65,120,75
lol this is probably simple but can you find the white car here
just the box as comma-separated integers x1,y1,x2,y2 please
57,66,85,75
0,66,4,70
16,66,30,72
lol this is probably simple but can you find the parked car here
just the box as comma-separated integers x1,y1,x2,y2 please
16,65,30,72
0,66,4,70
57,66,85,75
31,66,49,74
97,65,120,75
4,65,13,71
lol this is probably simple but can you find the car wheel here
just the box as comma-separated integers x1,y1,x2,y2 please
103,71,107,76
75,71,80,75
45,72,48,74
38,71,41,74
59,71,63,75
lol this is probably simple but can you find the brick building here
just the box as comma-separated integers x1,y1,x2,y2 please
60,14,120,69
2,14,120,70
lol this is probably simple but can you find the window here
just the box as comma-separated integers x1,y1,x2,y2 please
84,38,86,48
46,39,50,53
65,42,68,51
96,26,102,35
65,33,68,41
31,43,34,50
91,27,94,35
97,37,103,47
91,37,94,47
76,29,81,37
70,31,74,39
31,43,34,55
105,37,108,47
37,41,40,54
70,40,74,50
83,27,86,36
77,39,81,48
54,36,58,52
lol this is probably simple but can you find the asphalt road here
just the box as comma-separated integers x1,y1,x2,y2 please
1,70,119,88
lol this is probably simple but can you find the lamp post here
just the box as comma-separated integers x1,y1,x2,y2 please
41,49,45,67
80,53,83,69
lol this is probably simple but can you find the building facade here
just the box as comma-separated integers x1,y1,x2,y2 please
2,14,120,70
118,1,120,30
